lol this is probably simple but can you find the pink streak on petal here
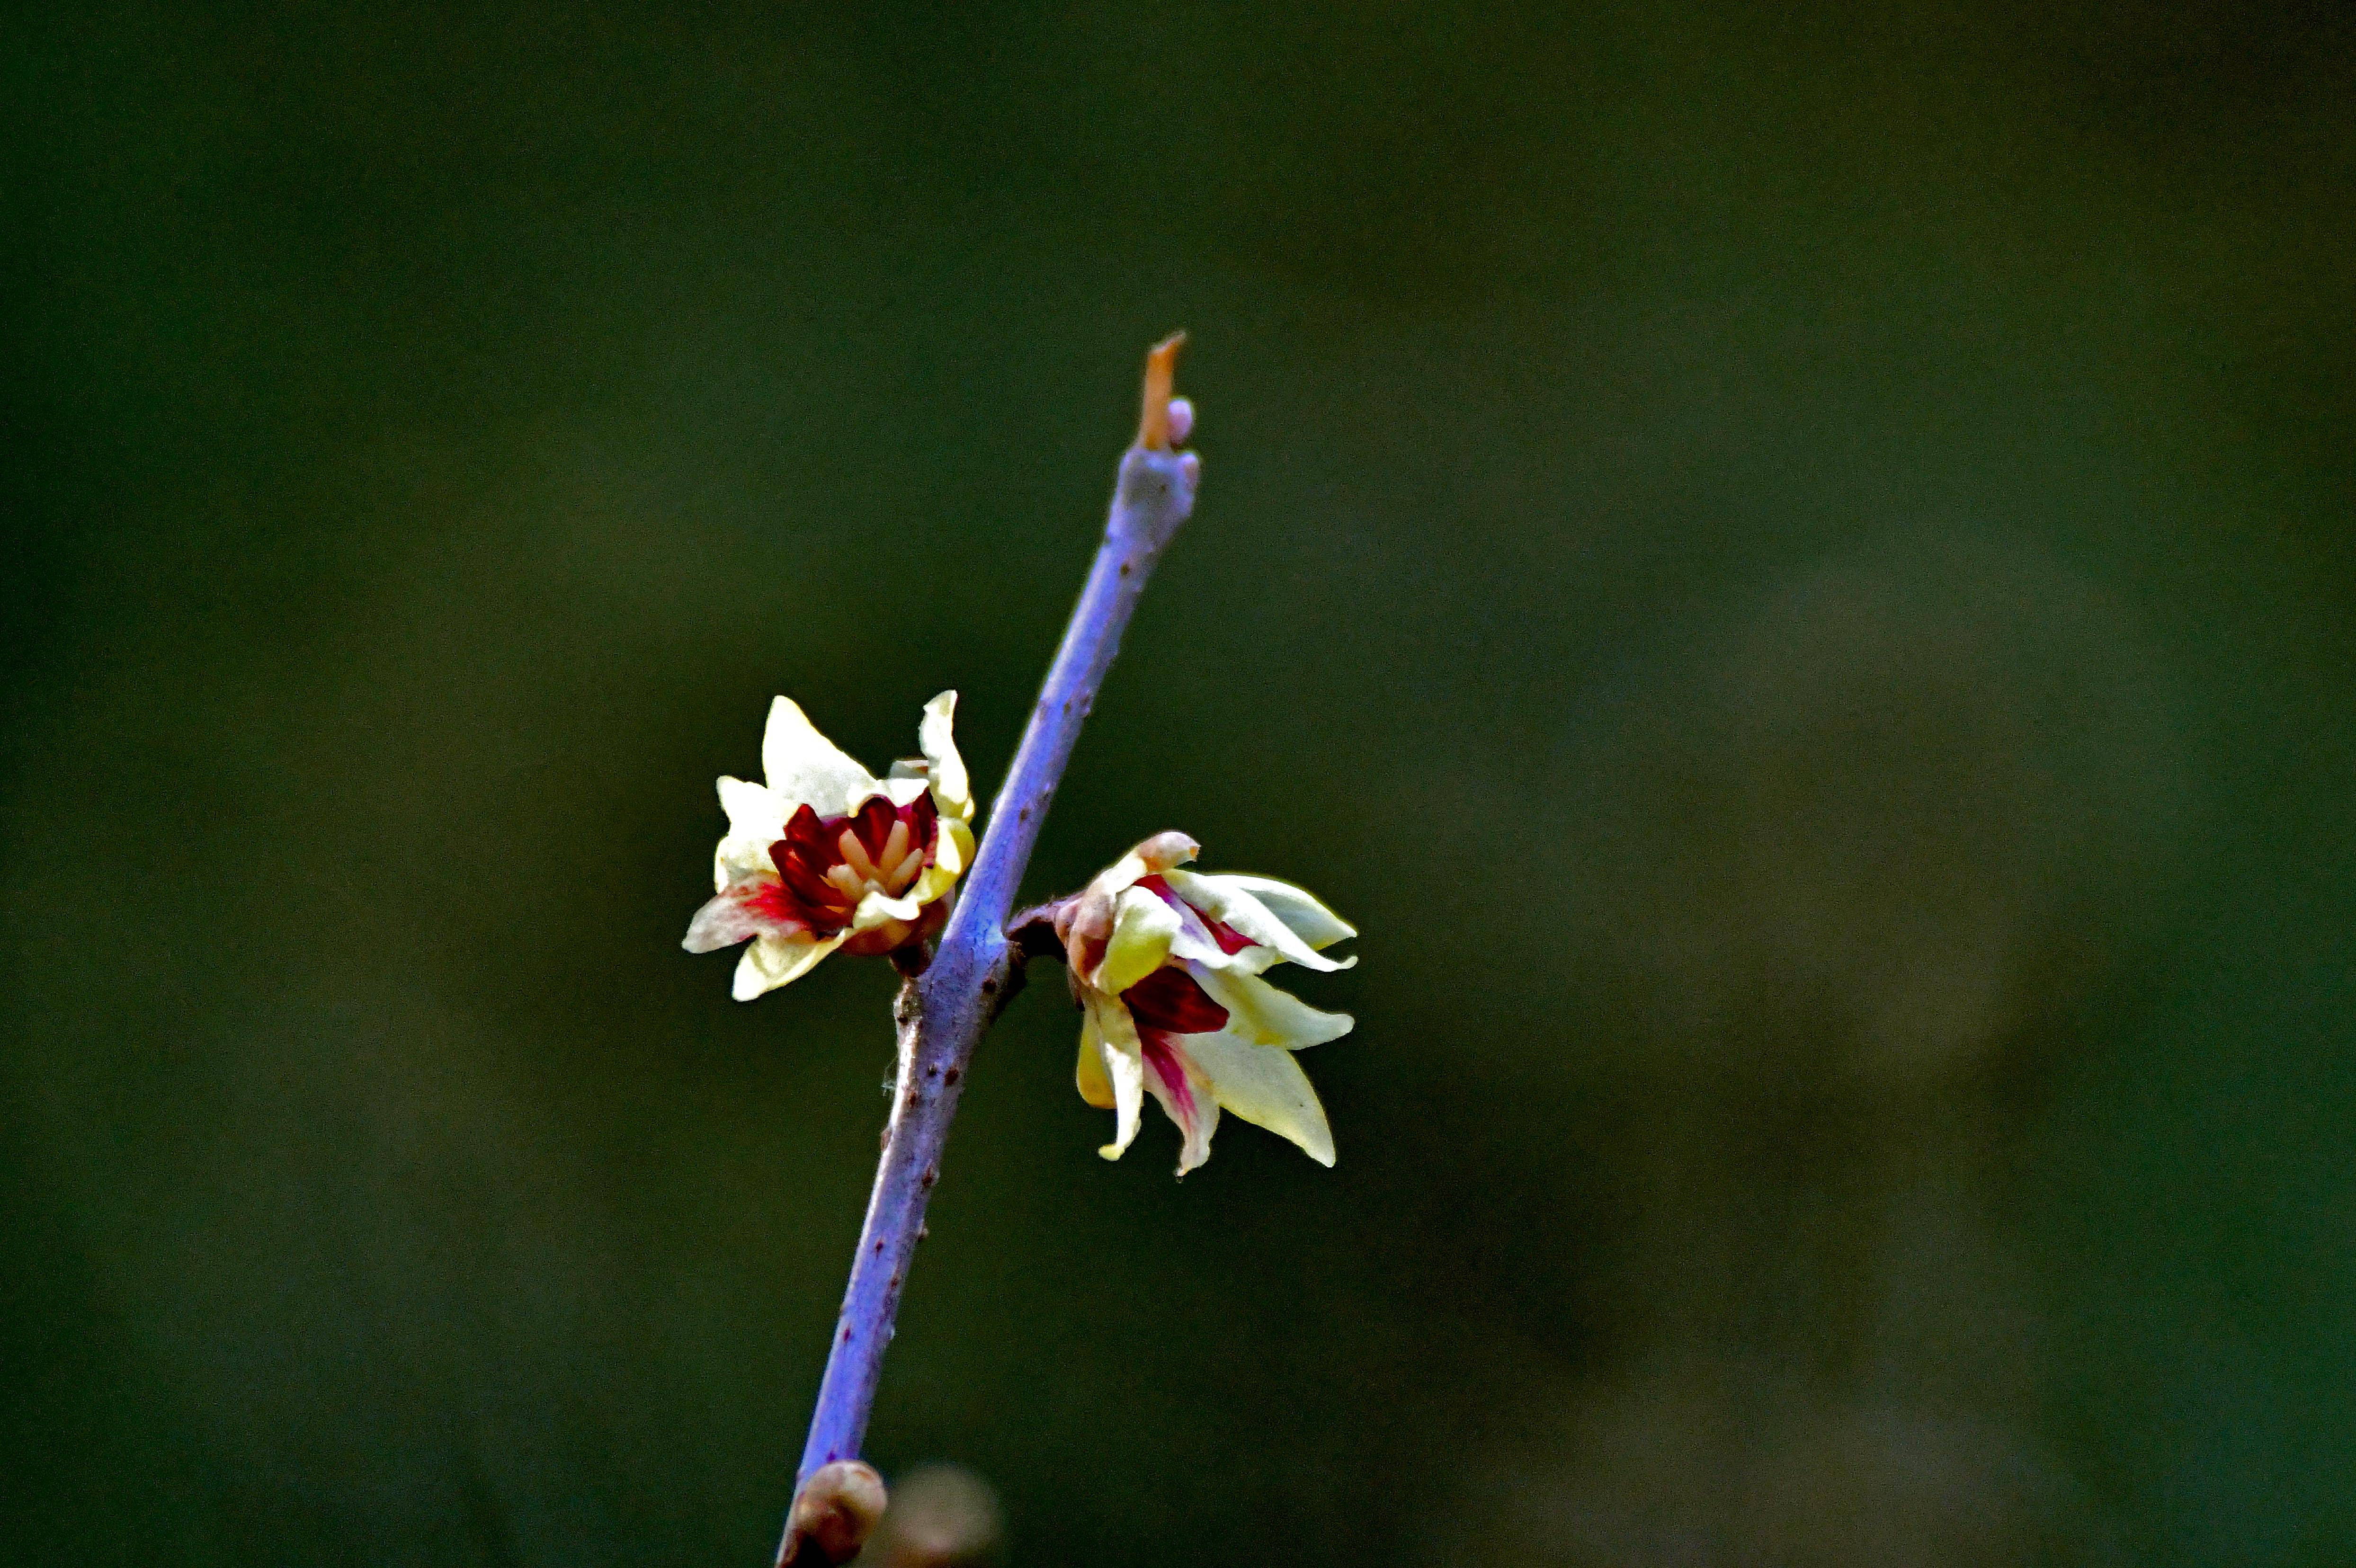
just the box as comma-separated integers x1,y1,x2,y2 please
1135,873,1254,954
1141,1033,1197,1124
685,871,812,952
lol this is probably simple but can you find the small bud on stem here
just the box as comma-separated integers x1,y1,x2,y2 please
779,1461,888,1568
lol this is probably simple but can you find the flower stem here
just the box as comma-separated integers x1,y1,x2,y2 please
779,337,1199,1565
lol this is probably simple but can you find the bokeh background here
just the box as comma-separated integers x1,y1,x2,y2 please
8,3,2356,1563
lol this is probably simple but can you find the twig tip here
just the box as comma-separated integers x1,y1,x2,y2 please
1138,331,1187,451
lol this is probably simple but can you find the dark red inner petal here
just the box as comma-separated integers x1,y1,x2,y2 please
775,810,830,875
783,802,834,857
776,854,842,913
850,794,898,859
774,806,846,911
1136,874,1256,955
1122,963,1230,1036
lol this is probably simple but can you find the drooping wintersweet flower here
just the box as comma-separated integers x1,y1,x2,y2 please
1055,831,1356,1176
684,692,976,999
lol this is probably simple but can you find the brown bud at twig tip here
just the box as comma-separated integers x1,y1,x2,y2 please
1137,331,1186,450
781,1461,887,1567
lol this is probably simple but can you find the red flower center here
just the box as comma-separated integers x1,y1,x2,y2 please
1122,962,1230,1037
764,791,941,939
1107,875,1254,1040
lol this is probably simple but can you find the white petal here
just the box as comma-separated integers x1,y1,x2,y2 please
1190,964,1355,1049
714,777,788,889
760,696,879,818
1160,896,1285,977
731,931,845,999
1224,873,1357,949
1166,923,1281,976
1181,1030,1335,1166
1087,994,1147,1160
1165,869,1356,964
873,776,929,809
718,775,787,841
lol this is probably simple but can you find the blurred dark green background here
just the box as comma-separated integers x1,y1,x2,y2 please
7,3,2356,1563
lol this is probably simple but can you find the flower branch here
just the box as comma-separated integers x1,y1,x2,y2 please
777,335,1200,1565
687,338,1358,1565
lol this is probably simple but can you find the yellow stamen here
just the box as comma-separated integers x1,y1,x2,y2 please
825,864,867,900
888,846,927,891
879,819,910,874
838,829,879,883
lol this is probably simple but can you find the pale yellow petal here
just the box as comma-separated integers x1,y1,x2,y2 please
898,824,972,914
1088,995,1147,1159
1164,869,1356,971
760,696,878,818
901,862,959,914
918,690,973,822
1092,886,1179,995
1190,964,1355,1049
1075,1016,1116,1110
732,931,845,1000
933,816,973,879
849,888,926,932
1181,1030,1336,1166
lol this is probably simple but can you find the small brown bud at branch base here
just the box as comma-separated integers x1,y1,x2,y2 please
782,1460,888,1567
